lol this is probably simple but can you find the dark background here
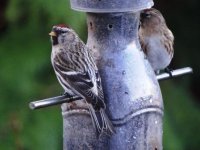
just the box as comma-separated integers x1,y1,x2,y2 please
0,0,199,149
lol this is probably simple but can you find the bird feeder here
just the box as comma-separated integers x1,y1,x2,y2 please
29,0,193,149
62,0,163,149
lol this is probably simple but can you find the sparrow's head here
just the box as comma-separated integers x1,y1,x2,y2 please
140,8,166,29
49,24,76,46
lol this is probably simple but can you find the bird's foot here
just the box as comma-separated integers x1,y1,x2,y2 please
164,67,173,78
155,70,160,75
62,92,80,109
63,92,72,97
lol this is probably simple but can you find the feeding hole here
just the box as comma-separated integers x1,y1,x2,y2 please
107,24,113,30
89,22,93,30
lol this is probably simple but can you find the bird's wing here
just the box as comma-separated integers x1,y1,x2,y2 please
53,50,105,109
60,67,105,109
139,32,148,54
163,28,174,58
87,49,104,101
95,71,104,100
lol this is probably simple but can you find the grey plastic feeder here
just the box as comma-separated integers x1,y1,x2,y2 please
62,0,163,149
28,0,193,149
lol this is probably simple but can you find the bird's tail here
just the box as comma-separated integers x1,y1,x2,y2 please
88,104,115,137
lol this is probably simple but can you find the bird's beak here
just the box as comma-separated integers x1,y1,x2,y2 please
49,31,57,37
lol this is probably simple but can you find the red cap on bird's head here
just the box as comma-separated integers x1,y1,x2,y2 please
55,24,70,28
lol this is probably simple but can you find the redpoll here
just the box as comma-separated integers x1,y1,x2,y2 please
49,24,114,136
139,8,174,74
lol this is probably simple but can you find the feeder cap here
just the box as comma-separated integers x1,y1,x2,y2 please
70,0,154,13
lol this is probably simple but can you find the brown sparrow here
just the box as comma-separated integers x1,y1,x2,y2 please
139,8,174,74
49,24,114,136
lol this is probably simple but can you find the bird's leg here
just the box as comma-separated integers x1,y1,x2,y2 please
63,91,73,97
164,67,173,78
155,70,160,75
62,92,83,110
62,92,81,103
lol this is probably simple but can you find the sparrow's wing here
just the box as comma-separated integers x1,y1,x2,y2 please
53,49,105,109
163,28,174,58
138,32,148,54
60,68,105,109
95,71,104,100
86,47,105,100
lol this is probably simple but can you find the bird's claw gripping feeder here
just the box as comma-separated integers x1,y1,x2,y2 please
29,0,193,149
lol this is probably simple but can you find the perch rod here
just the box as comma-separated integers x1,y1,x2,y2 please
29,67,193,110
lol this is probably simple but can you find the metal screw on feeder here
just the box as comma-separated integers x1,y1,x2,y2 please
29,0,193,149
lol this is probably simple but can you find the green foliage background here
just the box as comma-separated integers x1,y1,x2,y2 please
0,0,199,149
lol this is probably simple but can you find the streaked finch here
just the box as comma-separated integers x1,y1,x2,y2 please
49,24,114,136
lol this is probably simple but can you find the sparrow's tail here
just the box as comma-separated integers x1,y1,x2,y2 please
88,104,115,137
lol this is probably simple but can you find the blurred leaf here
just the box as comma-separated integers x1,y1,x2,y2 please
161,81,200,150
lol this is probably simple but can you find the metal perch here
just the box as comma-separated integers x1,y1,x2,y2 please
156,67,193,81
29,67,193,110
29,95,81,110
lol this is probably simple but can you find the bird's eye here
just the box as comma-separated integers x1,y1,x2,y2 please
56,29,67,35
145,13,151,18
61,31,67,33
141,13,151,19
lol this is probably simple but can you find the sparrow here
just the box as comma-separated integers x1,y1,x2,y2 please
139,8,174,75
49,24,114,136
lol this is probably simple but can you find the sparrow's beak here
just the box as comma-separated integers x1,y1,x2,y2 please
49,31,57,37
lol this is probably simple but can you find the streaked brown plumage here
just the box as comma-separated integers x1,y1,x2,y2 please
49,24,114,136
139,8,174,73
